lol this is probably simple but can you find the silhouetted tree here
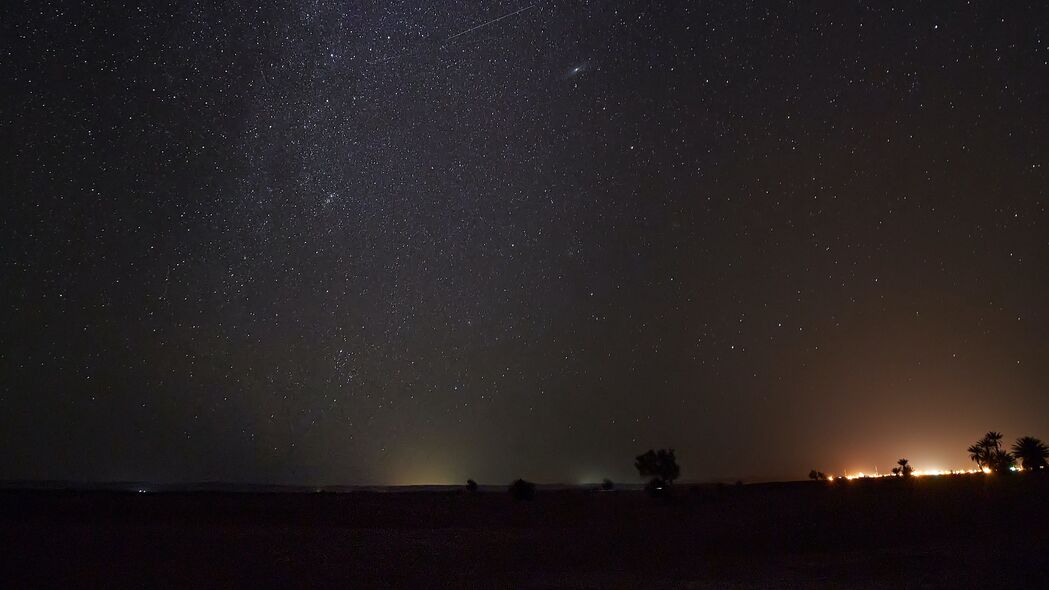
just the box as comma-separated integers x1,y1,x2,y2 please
635,449,680,484
466,479,478,492
967,443,986,468
1011,437,1049,471
986,449,1016,474
969,431,1013,472
896,458,913,478
808,470,827,481
601,478,615,491
508,479,535,500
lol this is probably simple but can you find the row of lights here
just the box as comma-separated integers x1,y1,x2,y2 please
831,467,993,481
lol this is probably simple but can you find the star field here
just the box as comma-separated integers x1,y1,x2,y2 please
2,1,1048,484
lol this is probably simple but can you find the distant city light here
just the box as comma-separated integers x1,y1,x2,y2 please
833,468,987,480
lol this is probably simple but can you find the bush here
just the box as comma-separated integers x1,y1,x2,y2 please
601,478,615,491
466,479,478,493
508,479,536,500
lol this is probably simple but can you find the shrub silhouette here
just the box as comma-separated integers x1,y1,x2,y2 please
466,479,478,493
893,458,913,478
635,449,680,484
808,469,827,481
1011,436,1049,471
508,479,535,500
601,478,615,491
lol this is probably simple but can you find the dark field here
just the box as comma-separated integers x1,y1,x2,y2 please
3,476,1048,589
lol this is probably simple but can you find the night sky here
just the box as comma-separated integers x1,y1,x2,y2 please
3,1,1048,486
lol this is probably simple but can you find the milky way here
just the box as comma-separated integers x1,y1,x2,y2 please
3,1,1049,485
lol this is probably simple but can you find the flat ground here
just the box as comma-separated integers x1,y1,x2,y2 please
2,475,1047,588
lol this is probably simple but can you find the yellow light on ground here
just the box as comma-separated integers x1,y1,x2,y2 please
840,467,984,480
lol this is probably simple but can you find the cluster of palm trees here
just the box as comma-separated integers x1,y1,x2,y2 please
968,432,1049,472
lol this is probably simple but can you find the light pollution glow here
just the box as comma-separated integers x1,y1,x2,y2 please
831,467,1021,481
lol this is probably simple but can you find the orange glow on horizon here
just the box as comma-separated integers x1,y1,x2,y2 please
830,468,986,480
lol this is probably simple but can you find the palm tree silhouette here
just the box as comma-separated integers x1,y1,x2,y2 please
969,431,1009,471
987,448,1016,473
1011,436,1049,471
896,458,913,478
968,443,986,468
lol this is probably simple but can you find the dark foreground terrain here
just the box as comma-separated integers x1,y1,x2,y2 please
2,475,1048,589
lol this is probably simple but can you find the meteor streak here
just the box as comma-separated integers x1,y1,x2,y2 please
447,4,536,41
368,4,536,65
